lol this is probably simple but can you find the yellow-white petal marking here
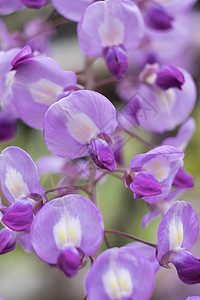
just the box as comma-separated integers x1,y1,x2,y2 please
5,167,29,199
53,215,82,249
103,266,133,299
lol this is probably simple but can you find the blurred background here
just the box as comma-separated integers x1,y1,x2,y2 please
1,1,200,299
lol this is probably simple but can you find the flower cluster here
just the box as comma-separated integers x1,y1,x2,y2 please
0,0,200,299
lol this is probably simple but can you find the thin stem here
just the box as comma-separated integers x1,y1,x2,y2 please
45,185,89,195
124,128,154,149
105,229,157,249
104,234,111,248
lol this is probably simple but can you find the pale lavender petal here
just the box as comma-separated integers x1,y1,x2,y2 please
12,55,77,129
162,117,196,151
157,201,199,262
44,90,118,159
85,247,155,300
173,167,194,188
52,0,94,22
16,231,32,252
31,195,104,264
142,210,160,228
0,0,24,15
124,242,160,273
186,297,200,300
0,146,45,203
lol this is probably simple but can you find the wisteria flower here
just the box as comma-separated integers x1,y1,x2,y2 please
0,146,45,231
0,0,24,15
78,0,145,78
31,194,104,277
44,90,118,171
12,46,77,129
85,246,155,300
157,201,200,284
124,145,184,203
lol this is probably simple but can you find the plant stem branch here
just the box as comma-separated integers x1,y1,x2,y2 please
105,229,157,249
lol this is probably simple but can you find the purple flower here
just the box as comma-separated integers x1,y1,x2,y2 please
85,246,155,300
120,64,196,133
157,201,200,284
0,147,45,231
125,145,184,203
12,47,77,129
145,3,173,31
44,90,118,170
186,297,200,300
31,194,104,277
78,0,145,78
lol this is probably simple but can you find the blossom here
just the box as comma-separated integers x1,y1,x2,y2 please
78,0,145,78
124,145,184,203
0,146,45,231
157,201,200,284
44,90,118,171
12,46,77,129
31,194,104,277
85,246,155,300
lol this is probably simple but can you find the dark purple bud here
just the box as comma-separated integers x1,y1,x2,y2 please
104,46,128,79
2,201,34,231
88,138,116,171
0,228,17,254
57,245,81,277
20,0,46,8
11,45,34,70
130,172,162,197
173,167,194,189
145,3,173,31
0,111,17,142
171,251,200,285
156,64,185,90
123,167,136,189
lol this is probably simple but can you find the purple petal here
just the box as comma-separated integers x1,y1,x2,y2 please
44,90,118,159
11,45,33,70
156,64,185,90
0,110,17,142
16,231,32,252
2,200,33,231
85,247,155,300
21,0,46,8
0,228,16,254
57,245,81,277
31,195,104,264
186,297,200,300
88,138,116,171
173,167,194,188
171,251,200,284
0,146,45,203
104,46,128,79
157,201,199,263
145,3,173,30
130,171,162,197
162,117,196,151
